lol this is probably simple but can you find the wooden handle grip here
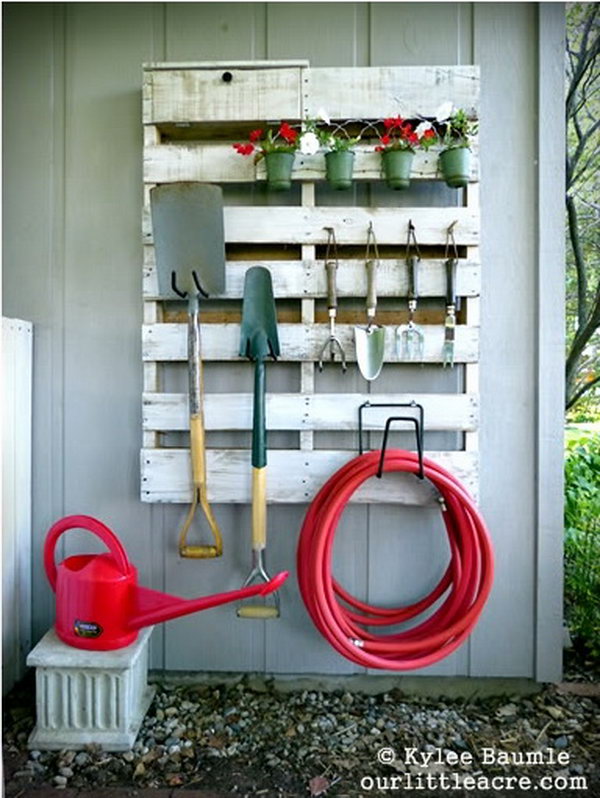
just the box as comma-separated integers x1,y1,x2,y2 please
252,467,267,550
365,260,377,315
325,261,338,310
190,414,207,486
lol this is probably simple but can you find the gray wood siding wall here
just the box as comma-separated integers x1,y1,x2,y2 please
3,2,565,681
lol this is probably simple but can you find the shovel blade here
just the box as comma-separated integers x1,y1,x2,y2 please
354,325,385,381
150,183,226,298
240,267,280,360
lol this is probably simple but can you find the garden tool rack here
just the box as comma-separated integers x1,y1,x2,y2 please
141,61,481,509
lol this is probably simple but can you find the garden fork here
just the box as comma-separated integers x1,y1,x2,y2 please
318,227,347,372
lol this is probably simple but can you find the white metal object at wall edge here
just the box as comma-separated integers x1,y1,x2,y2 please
2,317,33,695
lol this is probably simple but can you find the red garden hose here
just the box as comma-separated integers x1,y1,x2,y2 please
297,450,494,670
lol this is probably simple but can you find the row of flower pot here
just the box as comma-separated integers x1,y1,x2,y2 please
261,146,471,191
233,107,477,191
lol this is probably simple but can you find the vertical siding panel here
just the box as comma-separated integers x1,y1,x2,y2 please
3,3,66,643
267,3,366,66
366,3,469,676
470,3,538,677
61,3,158,652
535,3,565,683
264,2,370,674
370,3,463,65
165,3,266,61
160,4,272,673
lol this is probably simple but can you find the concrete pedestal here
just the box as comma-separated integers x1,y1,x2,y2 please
27,626,155,751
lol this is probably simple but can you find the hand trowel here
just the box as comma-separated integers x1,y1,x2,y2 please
354,223,385,381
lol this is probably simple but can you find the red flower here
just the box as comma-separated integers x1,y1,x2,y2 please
422,128,436,140
384,116,403,130
375,145,385,152
380,134,392,146
249,129,263,142
408,132,419,145
233,143,255,156
279,122,298,143
400,123,413,137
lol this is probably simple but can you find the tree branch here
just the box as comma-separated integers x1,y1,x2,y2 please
567,373,600,411
566,195,589,326
566,287,600,393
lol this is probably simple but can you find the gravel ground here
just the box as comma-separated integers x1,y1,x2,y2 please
3,668,599,797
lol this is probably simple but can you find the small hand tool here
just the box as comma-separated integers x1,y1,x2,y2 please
442,221,461,368
397,221,425,360
354,223,385,381
318,227,347,372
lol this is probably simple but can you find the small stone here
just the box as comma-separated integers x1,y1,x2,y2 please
165,706,178,717
554,736,569,748
122,751,135,762
54,776,68,787
29,750,41,760
59,766,73,778
156,708,165,721
342,693,353,705
168,744,181,755
74,752,90,767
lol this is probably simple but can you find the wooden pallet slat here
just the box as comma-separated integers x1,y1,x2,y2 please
143,206,479,245
141,448,479,505
304,66,479,120
145,66,305,124
142,322,479,363
144,142,480,184
144,64,478,125
143,253,481,300
142,392,479,432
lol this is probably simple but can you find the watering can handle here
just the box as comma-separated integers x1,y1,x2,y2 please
44,514,132,591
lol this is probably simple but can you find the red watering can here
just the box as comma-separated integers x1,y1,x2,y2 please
44,515,288,651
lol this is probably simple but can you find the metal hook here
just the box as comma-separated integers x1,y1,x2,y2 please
444,220,459,260
406,220,422,260
192,271,210,299
171,271,187,299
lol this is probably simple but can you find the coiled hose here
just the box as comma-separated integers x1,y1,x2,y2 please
297,450,494,670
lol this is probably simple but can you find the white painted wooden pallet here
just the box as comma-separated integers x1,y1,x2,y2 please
142,62,481,506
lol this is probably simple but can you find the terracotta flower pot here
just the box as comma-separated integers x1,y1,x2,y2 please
439,147,471,188
325,150,355,190
382,149,414,190
264,151,295,191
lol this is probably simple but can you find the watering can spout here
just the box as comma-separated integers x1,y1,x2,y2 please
128,571,289,630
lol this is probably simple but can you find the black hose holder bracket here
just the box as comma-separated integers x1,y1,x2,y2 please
358,401,425,480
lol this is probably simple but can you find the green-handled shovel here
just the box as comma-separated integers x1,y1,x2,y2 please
237,267,282,619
